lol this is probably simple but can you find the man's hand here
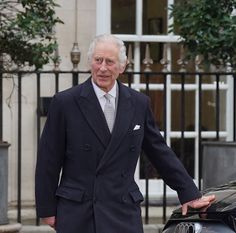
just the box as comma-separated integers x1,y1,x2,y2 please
42,216,56,229
182,194,216,215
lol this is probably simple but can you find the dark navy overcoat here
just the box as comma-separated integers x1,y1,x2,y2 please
35,78,201,233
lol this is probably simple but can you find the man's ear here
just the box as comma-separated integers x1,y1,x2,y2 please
119,60,128,74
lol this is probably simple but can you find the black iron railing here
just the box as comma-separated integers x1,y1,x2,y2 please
0,70,235,225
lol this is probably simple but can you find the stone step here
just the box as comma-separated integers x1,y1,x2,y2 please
8,206,171,233
8,206,175,224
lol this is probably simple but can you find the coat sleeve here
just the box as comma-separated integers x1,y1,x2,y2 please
35,95,66,217
142,98,201,204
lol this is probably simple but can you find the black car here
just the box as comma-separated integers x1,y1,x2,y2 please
162,181,236,233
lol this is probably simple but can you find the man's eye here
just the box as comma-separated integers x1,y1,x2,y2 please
95,57,103,63
106,59,114,65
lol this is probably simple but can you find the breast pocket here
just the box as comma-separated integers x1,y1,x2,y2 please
128,126,144,149
129,123,144,136
132,129,143,136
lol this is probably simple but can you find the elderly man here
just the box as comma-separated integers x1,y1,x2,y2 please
35,34,215,233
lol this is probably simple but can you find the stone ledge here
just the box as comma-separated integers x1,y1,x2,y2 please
20,226,54,233
144,224,164,233
0,223,22,233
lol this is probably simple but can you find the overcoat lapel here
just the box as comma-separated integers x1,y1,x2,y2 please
73,78,111,148
97,81,135,171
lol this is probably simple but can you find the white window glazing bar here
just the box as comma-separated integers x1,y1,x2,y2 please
194,75,200,181
166,0,174,147
133,0,143,88
127,83,228,91
96,0,111,35
136,0,143,36
134,0,142,180
226,75,234,140
166,46,172,146
115,34,180,42
168,131,227,138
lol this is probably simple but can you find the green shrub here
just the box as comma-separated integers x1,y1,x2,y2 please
0,0,63,70
169,0,236,69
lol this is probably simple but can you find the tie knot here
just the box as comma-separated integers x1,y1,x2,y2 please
104,93,112,102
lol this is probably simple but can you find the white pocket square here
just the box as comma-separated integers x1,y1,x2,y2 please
133,125,141,130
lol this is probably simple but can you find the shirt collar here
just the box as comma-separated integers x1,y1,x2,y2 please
92,79,117,99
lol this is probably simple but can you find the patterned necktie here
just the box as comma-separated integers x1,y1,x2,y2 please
103,93,115,132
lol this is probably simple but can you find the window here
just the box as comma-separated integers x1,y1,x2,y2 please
96,0,233,198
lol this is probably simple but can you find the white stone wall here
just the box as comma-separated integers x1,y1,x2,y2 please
56,0,96,71
3,0,96,207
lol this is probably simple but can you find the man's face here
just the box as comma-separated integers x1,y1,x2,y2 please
91,41,125,92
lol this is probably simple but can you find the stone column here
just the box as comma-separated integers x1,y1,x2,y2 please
0,142,22,232
0,142,10,225
0,224,21,233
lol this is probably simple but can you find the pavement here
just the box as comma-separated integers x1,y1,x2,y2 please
19,224,164,233
8,205,173,233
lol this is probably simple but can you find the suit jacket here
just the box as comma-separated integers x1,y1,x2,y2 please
35,78,201,233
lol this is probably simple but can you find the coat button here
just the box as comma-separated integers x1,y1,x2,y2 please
129,145,135,152
121,172,127,178
84,144,92,151
93,197,97,204
95,171,102,177
122,196,127,203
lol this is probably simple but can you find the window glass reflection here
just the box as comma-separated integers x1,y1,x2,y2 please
111,0,136,34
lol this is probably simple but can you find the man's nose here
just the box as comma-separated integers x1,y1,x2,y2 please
99,60,108,71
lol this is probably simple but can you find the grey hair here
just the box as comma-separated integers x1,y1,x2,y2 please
87,34,127,67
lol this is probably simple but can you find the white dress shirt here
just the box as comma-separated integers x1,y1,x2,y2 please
91,79,117,112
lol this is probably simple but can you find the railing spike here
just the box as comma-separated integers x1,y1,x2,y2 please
142,43,153,72
195,55,204,72
177,44,188,72
160,43,169,72
126,44,134,72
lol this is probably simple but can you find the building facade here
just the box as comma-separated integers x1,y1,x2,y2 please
3,0,234,219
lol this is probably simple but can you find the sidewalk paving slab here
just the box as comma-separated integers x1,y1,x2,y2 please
19,224,164,233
